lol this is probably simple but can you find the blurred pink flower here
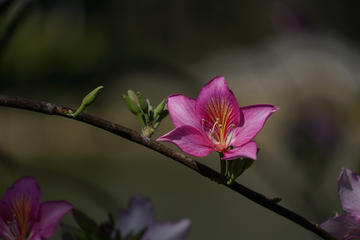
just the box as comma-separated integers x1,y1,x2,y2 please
118,195,191,240
320,168,360,240
157,76,279,160
0,176,73,240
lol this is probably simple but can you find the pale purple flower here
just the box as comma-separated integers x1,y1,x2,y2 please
157,76,279,160
0,176,73,240
320,168,360,240
118,195,191,240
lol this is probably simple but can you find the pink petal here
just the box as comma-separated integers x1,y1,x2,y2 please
118,195,155,237
1,176,41,223
222,141,258,160
34,200,73,239
142,219,192,240
230,104,279,147
338,168,360,216
320,215,360,240
166,94,199,130
0,201,13,240
157,126,214,157
195,76,240,131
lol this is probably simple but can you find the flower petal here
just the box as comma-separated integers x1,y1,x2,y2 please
166,94,199,130
0,200,14,240
142,219,192,240
195,76,240,131
320,215,360,240
338,168,360,216
157,126,214,157
222,141,258,160
118,195,155,237
230,104,279,147
1,176,41,223
33,200,73,239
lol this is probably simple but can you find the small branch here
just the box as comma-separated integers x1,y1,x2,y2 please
0,95,339,240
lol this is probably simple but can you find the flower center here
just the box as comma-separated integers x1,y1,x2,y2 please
7,193,32,240
202,118,235,152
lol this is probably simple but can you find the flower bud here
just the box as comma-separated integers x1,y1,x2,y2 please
121,94,141,116
136,92,149,114
153,98,166,119
121,94,146,128
127,90,138,104
69,86,103,117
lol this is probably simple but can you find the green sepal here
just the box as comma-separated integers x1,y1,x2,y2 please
127,90,138,104
72,209,101,236
69,86,103,117
153,98,166,119
226,158,255,185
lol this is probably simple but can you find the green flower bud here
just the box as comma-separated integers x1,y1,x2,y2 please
127,90,138,104
121,94,141,115
68,86,103,117
122,94,146,128
82,86,103,107
153,98,166,119
146,99,153,119
153,109,168,129
136,92,149,114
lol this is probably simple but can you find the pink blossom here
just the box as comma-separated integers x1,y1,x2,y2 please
0,176,73,240
320,168,360,240
118,195,191,240
157,76,279,160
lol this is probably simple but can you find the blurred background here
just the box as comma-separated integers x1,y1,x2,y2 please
1,0,360,239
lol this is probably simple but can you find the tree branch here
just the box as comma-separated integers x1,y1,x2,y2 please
0,95,339,240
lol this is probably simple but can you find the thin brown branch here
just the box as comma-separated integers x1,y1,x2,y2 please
0,95,339,240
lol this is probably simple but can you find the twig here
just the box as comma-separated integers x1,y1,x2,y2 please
0,95,339,240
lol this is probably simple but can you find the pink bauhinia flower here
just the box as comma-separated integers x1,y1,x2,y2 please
320,168,360,240
0,176,73,240
157,76,279,160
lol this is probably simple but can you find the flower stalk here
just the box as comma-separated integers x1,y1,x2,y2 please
122,90,168,138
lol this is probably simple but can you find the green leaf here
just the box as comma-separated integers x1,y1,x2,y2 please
62,225,87,240
72,209,101,236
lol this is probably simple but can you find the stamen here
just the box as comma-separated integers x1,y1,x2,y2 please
212,118,220,134
209,129,216,150
225,124,236,144
219,124,224,145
